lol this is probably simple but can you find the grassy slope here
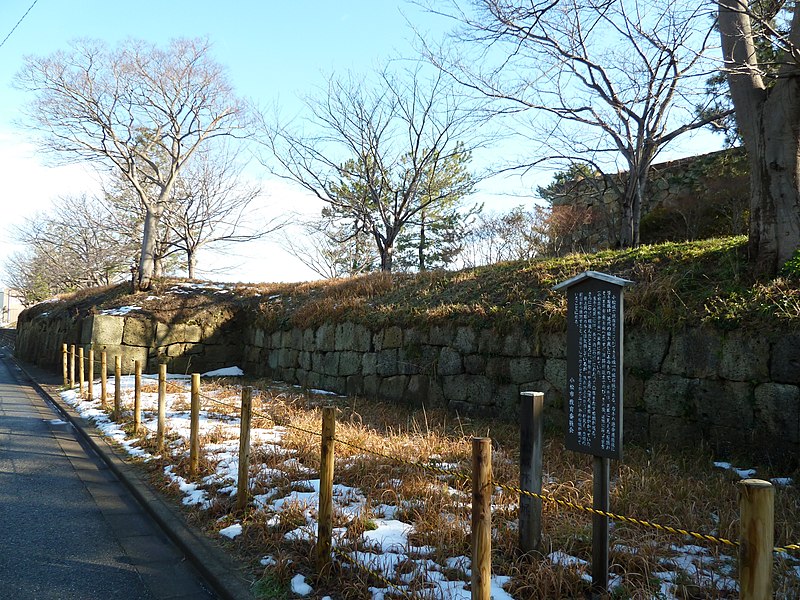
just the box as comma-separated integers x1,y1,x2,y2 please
21,236,800,334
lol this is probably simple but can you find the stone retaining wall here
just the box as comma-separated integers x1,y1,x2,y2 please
15,308,800,459
242,323,799,459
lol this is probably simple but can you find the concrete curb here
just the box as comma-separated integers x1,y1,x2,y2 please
10,356,256,600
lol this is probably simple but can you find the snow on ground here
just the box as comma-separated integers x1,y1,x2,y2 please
58,371,797,599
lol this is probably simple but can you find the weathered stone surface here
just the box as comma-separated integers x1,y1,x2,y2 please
478,329,501,355
316,323,336,352
754,383,800,444
404,328,428,347
184,324,202,344
442,375,468,402
123,318,155,347
362,352,377,376
771,334,800,384
363,375,380,398
694,379,754,431
335,322,355,351
464,354,485,375
429,325,454,346
312,351,325,373
662,329,722,378
623,411,650,445
502,331,533,357
406,375,430,405
155,322,187,346
485,357,510,382
338,351,362,377
270,331,282,348
649,414,701,448
623,373,645,409
352,324,372,352
91,315,125,346
624,329,669,373
396,348,421,375
454,327,477,354
643,374,696,418
322,375,346,394
509,357,545,384
543,358,566,391
719,332,770,381
166,343,203,357
382,326,403,349
376,349,398,376
299,351,312,371
279,348,299,369
437,347,462,376
346,374,364,396
539,331,565,358
380,375,408,401
290,328,303,350
253,328,266,348
303,328,316,351
118,345,149,373
322,352,340,376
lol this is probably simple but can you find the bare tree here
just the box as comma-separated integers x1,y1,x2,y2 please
165,147,281,279
282,217,378,280
421,0,727,247
718,0,800,275
15,37,248,289
461,205,550,266
259,67,480,272
5,195,135,303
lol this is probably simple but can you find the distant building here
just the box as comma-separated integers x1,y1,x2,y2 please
0,288,24,327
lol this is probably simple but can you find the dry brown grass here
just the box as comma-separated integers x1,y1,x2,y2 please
102,377,800,599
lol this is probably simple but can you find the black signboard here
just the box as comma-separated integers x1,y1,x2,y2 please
554,271,632,461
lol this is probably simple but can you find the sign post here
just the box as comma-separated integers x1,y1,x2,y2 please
554,271,632,595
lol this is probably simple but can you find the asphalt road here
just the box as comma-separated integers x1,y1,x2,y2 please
0,352,216,600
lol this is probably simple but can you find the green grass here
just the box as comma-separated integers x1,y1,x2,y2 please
19,236,800,335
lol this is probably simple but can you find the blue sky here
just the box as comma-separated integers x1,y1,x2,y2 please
0,1,724,287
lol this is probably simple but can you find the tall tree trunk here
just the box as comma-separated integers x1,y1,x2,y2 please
138,206,161,290
187,249,196,279
719,0,800,276
418,210,427,272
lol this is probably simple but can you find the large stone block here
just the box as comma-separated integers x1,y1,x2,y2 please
90,315,125,347
649,414,702,448
624,329,669,373
754,383,800,445
362,352,377,376
453,327,477,354
694,379,754,431
316,323,336,352
338,351,362,377
155,322,187,346
335,322,355,351
322,352,340,376
406,375,430,405
346,374,364,396
662,329,722,378
438,347,462,376
122,317,155,347
464,354,485,375
376,348,399,376
539,331,565,358
380,375,408,402
382,326,403,349
643,374,696,418
509,357,545,383
429,325,454,346
771,334,800,384
302,328,316,351
478,328,501,354
502,331,534,357
543,358,566,392
184,324,202,343
720,331,769,381
352,324,373,352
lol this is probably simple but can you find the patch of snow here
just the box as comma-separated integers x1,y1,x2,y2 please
201,366,244,377
290,574,313,596
100,305,142,316
219,523,242,539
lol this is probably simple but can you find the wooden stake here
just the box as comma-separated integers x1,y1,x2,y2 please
100,350,107,409
62,343,68,387
739,479,774,600
133,360,142,433
520,391,544,553
113,355,121,420
317,406,336,571
69,344,75,388
78,347,85,397
190,373,200,477
87,347,94,401
472,437,492,600
157,363,167,452
236,387,253,512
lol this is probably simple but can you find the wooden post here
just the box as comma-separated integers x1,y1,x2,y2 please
592,456,610,596
78,347,85,397
236,387,254,512
62,343,68,387
157,363,167,452
317,406,336,571
114,355,121,420
100,350,107,409
520,391,544,553
87,347,94,401
190,373,200,477
472,437,492,600
739,479,774,600
133,360,142,433
69,344,75,388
